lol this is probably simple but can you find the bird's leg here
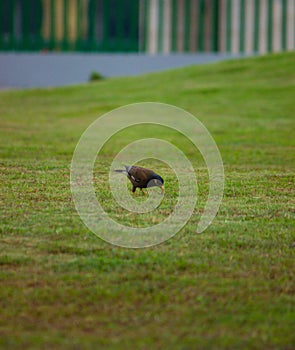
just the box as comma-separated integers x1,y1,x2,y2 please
140,189,147,196
132,186,137,196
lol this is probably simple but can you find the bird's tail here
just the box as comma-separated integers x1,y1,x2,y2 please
113,165,130,174
113,169,127,173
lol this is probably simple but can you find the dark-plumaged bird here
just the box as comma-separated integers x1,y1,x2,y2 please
114,165,164,195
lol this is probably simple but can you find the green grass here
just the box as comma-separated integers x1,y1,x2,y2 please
0,52,295,349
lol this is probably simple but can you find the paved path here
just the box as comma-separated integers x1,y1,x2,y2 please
0,52,242,89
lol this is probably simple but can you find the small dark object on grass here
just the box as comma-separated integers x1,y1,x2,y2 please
89,71,104,82
114,165,164,195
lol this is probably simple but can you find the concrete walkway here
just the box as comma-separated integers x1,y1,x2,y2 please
0,52,242,89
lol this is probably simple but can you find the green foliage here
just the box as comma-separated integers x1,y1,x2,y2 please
0,52,294,349
88,71,104,82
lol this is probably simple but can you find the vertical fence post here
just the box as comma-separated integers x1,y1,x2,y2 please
143,0,149,52
226,0,231,52
198,0,205,51
116,0,124,51
184,0,190,51
138,0,144,52
0,1,3,49
88,0,94,50
76,0,82,50
63,0,69,50
50,0,55,49
12,0,16,49
171,0,177,52
23,0,31,50
212,0,219,51
0,1,12,50
239,0,245,52
37,0,44,50
253,0,259,52
130,0,139,52
267,0,273,52
157,0,164,52
103,0,110,51
281,0,287,50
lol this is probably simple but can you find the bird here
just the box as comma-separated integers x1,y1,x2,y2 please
114,165,164,195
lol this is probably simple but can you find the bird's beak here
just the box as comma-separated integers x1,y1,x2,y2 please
161,185,165,194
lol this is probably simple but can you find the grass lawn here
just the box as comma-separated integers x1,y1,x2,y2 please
0,52,294,349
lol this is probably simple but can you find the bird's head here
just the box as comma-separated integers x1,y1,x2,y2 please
147,174,165,192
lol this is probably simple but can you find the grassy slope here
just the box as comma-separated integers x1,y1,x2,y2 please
0,52,294,349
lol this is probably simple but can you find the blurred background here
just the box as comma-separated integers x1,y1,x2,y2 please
0,0,294,87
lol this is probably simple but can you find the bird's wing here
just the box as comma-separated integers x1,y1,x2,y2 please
131,174,141,183
128,166,155,185
126,166,141,183
126,166,142,181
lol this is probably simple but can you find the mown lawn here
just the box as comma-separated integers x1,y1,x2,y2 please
0,52,294,349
